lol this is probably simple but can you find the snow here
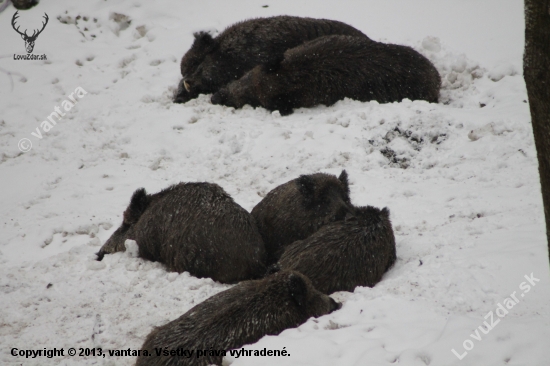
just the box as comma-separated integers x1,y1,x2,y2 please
1,0,549,365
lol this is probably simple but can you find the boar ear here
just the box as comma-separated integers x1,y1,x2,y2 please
263,53,285,73
381,207,390,219
192,31,218,52
338,170,350,196
123,188,148,225
297,175,316,205
288,273,308,307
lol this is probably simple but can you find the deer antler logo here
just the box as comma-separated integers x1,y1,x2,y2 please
12,11,49,54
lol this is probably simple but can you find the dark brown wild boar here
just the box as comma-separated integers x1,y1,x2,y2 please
212,35,441,115
251,170,353,264
174,16,368,103
96,182,266,284
136,270,341,366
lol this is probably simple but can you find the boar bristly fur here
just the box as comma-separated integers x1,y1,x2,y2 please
212,35,441,115
251,170,353,265
96,182,267,284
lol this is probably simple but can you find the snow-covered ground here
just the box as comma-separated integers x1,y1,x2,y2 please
1,0,549,365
